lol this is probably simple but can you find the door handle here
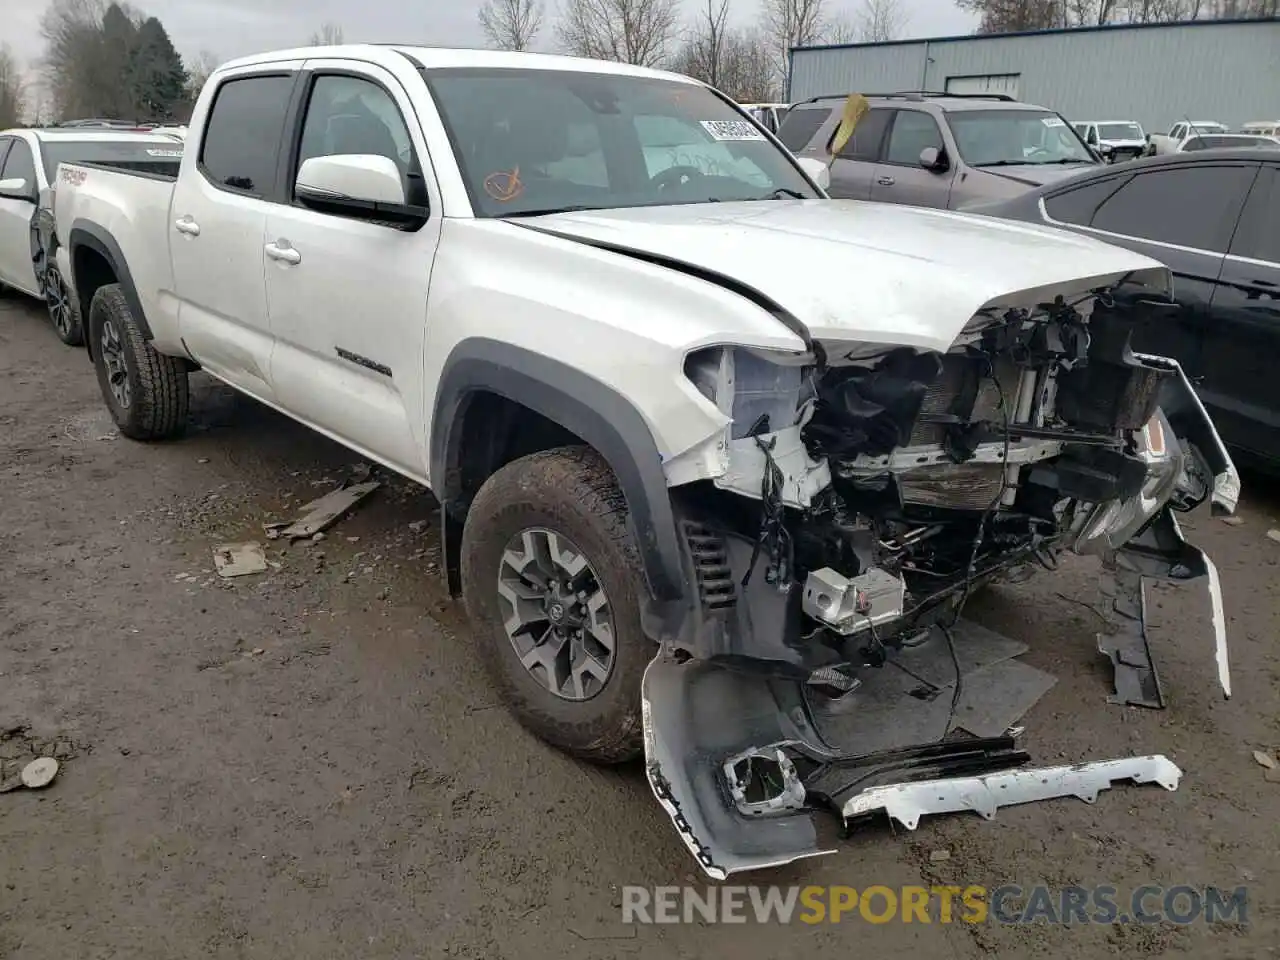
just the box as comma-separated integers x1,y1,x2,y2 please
174,217,200,236
265,241,301,265
877,176,896,186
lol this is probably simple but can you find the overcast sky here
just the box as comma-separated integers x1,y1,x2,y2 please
5,0,978,75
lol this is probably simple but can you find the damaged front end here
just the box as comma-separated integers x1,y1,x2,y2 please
643,282,1238,878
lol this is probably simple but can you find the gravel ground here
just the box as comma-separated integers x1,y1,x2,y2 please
1,291,1277,959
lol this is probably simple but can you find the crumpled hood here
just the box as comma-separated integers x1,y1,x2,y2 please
518,200,1168,353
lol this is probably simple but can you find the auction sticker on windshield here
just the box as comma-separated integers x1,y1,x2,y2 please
1041,117,1066,128
146,149,183,157
701,120,765,141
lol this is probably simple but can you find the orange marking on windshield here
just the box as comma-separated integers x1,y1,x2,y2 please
483,167,523,202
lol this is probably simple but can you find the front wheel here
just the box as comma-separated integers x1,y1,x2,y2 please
460,446,652,764
44,265,82,346
89,283,189,440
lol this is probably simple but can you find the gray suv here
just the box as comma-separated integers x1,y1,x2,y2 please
776,91,1103,209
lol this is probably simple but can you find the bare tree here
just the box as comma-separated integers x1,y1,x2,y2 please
824,14,861,42
758,0,830,93
185,49,219,98
851,0,908,40
479,0,545,50
672,20,778,100
40,0,145,120
556,0,682,66
677,0,732,87
0,45,25,128
308,22,345,45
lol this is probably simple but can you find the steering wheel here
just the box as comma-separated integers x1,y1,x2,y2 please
651,165,709,194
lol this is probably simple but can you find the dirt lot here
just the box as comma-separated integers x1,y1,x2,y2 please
1,291,1277,959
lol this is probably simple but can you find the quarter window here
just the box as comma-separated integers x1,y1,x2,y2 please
200,74,295,196
1089,165,1256,253
1043,176,1128,225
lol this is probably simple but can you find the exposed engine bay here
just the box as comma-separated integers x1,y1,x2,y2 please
642,282,1240,879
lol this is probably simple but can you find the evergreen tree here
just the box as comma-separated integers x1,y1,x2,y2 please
126,17,188,120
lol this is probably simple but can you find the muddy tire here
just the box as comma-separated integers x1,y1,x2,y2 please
89,283,189,440
44,265,83,346
460,446,651,764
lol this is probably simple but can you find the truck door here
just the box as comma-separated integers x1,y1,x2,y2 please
0,138,41,296
870,109,954,208
169,66,301,400
263,62,442,480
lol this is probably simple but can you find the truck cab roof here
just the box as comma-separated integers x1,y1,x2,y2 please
218,43,700,84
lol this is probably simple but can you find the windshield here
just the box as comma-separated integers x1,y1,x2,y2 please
423,67,818,217
1097,122,1143,140
41,139,183,181
948,110,1095,166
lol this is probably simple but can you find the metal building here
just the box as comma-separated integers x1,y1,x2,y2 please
787,17,1280,134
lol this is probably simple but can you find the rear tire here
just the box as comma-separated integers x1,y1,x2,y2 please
460,446,651,764
89,283,189,440
44,265,83,346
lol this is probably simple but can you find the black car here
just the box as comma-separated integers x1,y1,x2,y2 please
967,149,1280,468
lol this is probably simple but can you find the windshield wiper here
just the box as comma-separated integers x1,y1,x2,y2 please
501,205,600,218
1028,158,1094,165
971,160,1026,167
761,188,807,199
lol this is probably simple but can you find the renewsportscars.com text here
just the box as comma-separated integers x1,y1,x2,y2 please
621,884,1249,926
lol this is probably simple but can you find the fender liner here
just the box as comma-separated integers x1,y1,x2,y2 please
68,219,153,343
430,337,688,603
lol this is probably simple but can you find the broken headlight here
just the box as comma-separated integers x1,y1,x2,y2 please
1075,410,1183,553
684,347,808,439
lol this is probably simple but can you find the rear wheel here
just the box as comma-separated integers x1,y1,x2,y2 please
460,446,651,764
44,265,82,346
89,283,189,440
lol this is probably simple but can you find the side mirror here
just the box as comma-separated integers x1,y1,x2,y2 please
0,177,35,203
796,156,830,191
297,154,406,206
918,146,947,172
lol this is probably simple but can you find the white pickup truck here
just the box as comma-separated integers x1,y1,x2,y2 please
54,44,1239,878
1145,120,1229,156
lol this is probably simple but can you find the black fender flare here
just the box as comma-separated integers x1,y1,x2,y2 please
67,219,153,343
430,337,688,603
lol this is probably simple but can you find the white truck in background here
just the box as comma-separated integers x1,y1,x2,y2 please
1145,119,1229,156
52,44,1238,879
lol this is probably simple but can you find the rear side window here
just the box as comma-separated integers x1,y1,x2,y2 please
776,107,830,152
837,108,891,162
200,74,295,196
1044,175,1128,225
1230,166,1279,264
1090,165,1256,253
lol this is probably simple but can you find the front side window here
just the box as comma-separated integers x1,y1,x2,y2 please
1090,165,1256,253
296,74,415,194
884,110,944,165
949,110,1094,167
200,74,295,195
425,68,818,217
2,139,37,187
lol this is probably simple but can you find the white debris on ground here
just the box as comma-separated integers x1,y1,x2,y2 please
213,542,268,579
